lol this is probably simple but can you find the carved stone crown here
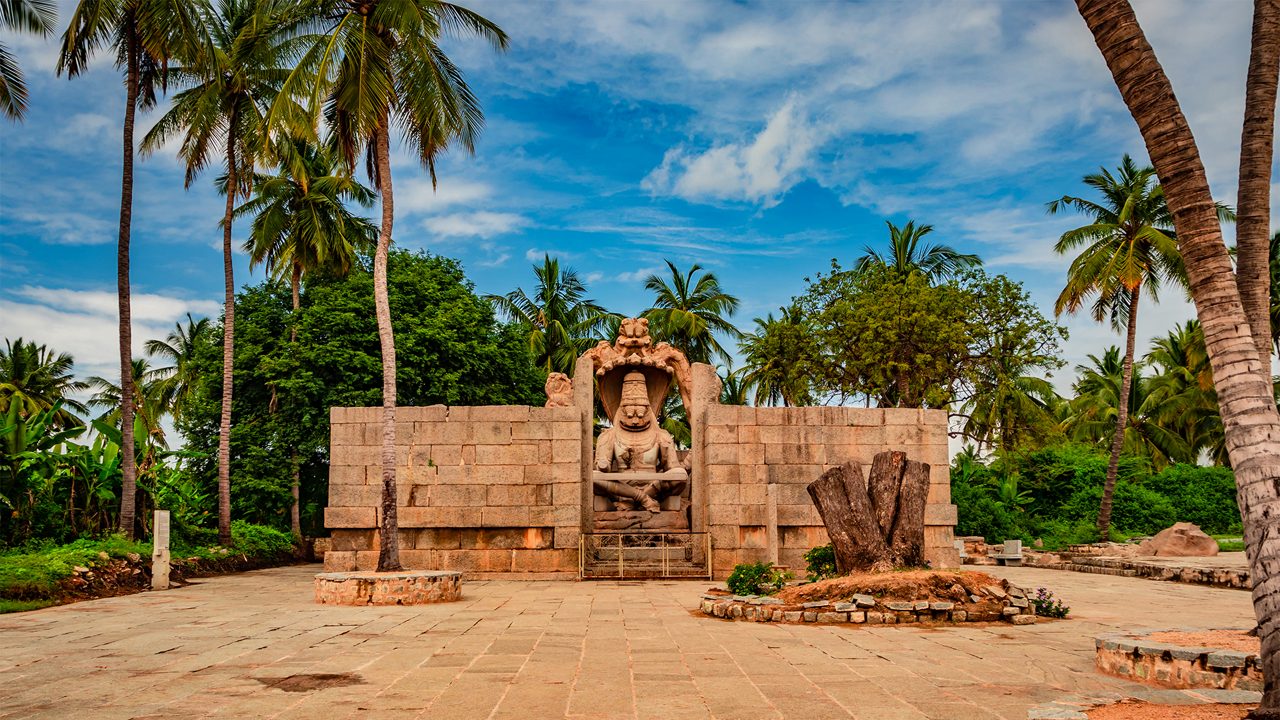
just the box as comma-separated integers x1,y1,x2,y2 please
583,317,693,422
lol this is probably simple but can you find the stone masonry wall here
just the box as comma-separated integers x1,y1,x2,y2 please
323,404,581,578
700,405,957,577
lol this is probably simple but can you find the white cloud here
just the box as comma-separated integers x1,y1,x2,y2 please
422,211,527,239
615,267,660,283
643,99,820,206
1,286,221,381
395,178,494,215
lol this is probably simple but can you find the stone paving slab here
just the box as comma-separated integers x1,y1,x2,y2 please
0,565,1257,719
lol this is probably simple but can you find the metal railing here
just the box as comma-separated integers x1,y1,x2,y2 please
579,531,712,580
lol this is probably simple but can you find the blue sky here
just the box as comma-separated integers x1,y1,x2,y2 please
1,0,1276,392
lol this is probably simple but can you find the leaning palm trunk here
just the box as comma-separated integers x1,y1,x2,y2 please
1098,285,1141,538
1076,1,1280,714
373,123,402,572
290,262,302,540
116,31,140,540
217,138,236,547
1236,0,1280,370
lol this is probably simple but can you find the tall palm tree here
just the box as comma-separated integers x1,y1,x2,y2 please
854,220,982,283
0,338,88,427
1145,321,1225,465
238,137,375,537
87,357,172,449
1,0,57,120
740,305,815,407
489,255,612,376
1061,348,1193,469
641,260,742,365
57,0,202,539
1075,1,1280,705
1048,155,1181,538
285,0,507,571
144,314,211,426
141,0,296,545
959,335,1060,453
718,366,751,406
1234,0,1280,369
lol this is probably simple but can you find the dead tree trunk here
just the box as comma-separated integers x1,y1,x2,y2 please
807,452,931,574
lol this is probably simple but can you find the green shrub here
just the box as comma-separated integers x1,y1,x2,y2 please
726,562,791,596
0,535,149,598
1059,481,1177,536
1029,587,1069,618
229,521,296,558
951,477,1025,542
1147,464,1241,535
1029,518,1100,550
803,545,838,581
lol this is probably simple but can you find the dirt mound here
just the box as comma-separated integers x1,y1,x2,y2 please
1145,630,1259,655
774,569,1002,604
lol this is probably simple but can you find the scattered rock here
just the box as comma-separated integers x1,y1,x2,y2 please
1138,522,1219,557
851,593,876,608
982,585,1007,599
1009,615,1036,625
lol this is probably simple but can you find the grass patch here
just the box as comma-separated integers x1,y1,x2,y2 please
0,599,54,613
0,536,149,598
1218,540,1245,552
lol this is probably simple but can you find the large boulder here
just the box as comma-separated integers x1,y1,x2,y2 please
1138,522,1219,557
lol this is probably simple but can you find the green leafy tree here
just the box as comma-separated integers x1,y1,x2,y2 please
1048,155,1187,537
489,255,613,376
718,366,751,406
282,0,508,571
739,304,816,407
57,0,204,539
179,250,543,533
141,0,301,545
1,0,57,120
958,334,1062,453
144,314,212,426
0,338,88,427
854,220,981,283
641,260,742,364
798,265,1063,409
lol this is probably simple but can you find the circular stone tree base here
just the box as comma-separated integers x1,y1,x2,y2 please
314,571,463,606
1095,628,1263,691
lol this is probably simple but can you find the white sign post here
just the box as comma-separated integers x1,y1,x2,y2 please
152,510,171,591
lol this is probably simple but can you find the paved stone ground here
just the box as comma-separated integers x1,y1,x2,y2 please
0,565,1256,720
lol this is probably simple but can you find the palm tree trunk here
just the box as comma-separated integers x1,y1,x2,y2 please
290,261,301,540
1099,285,1141,538
373,122,402,572
1076,2,1280,714
117,29,139,541
1236,0,1280,371
216,136,236,547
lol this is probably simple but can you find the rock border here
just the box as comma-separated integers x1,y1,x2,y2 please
1027,689,1260,719
314,570,462,606
697,581,1040,626
1094,628,1263,692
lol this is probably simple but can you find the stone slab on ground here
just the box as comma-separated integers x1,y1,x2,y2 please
0,564,1256,720
314,570,462,605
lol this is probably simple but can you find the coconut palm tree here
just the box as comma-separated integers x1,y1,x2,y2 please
0,338,88,427
1145,321,1225,465
718,366,751,406
740,305,815,407
283,0,507,571
140,0,298,545
1268,231,1280,357
144,314,211,426
86,357,172,449
1076,1,1280,703
1048,155,1182,538
1061,348,1194,469
854,220,981,283
238,137,375,537
1,0,57,120
641,261,742,365
958,336,1061,453
489,255,612,376
57,0,203,539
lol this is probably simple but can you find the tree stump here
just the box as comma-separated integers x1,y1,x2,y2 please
806,451,931,574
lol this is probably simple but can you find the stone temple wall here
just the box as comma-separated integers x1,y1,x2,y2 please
323,405,582,578
695,404,958,577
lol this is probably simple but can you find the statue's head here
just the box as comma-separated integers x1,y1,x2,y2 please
617,317,650,354
617,371,653,430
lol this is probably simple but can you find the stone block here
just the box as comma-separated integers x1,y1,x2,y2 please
428,485,488,507
777,504,821,526
330,529,376,552
511,548,573,573
328,484,380,507
554,526,580,549
481,507,531,527
399,506,482,528
331,406,379,424
765,464,822,485
924,503,958,525
552,482,579,506
472,421,515,445
330,422,368,446
817,612,846,623
551,439,579,463
741,505,767,525
882,408,923,425
321,550,359,572
739,484,766,506
709,484,739,506
399,405,449,422
707,465,741,485
461,527,551,550
327,464,368,485
484,485,536,507
550,421,580,440
472,465,527,485
325,507,375,529
413,528,462,549
425,444,464,467
705,444,740,465
475,443,540,465
755,408,786,425
737,425,760,444
706,425,738,444
331,444,380,466
469,405,530,422
740,443,765,465
528,406,576,423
